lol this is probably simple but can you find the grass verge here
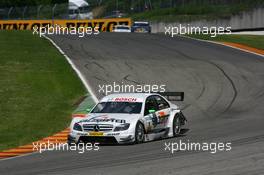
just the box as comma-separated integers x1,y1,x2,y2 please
129,1,264,22
0,31,86,151
187,34,264,50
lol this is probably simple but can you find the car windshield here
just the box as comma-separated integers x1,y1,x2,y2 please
91,102,142,114
133,23,149,27
116,26,129,30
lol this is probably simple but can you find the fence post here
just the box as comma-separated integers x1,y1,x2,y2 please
37,5,42,18
52,4,57,20
148,0,153,10
116,0,119,12
7,7,13,19
22,6,27,19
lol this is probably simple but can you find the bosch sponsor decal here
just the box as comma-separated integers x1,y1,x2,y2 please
114,97,137,102
0,18,131,32
107,97,143,102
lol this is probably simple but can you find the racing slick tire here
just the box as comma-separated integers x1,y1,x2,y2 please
173,114,182,136
67,135,82,146
135,122,145,144
67,135,75,145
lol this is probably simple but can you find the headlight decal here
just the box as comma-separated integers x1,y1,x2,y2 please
73,123,83,131
114,123,130,131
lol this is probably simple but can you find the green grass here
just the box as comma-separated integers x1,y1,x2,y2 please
187,34,264,50
130,5,229,22
0,31,86,151
128,1,264,22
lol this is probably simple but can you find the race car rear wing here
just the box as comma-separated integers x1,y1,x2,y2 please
157,92,184,101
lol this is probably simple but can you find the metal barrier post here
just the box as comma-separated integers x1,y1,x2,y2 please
52,4,57,20
22,6,27,19
7,7,13,19
37,5,42,18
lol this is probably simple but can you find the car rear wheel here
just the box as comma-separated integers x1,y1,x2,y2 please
135,122,145,144
173,115,181,136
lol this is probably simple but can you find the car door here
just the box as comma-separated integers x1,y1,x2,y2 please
153,95,171,128
143,95,170,133
143,95,158,133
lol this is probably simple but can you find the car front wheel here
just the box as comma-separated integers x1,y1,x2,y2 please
173,115,182,136
135,122,145,144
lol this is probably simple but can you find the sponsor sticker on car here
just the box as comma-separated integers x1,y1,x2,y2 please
89,132,104,136
106,97,144,102
136,28,145,32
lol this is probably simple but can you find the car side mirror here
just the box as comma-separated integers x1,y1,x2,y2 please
148,109,156,114
86,108,91,112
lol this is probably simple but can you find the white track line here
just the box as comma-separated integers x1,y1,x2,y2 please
43,35,99,103
180,35,264,58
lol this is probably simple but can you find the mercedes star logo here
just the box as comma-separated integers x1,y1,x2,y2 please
94,124,100,131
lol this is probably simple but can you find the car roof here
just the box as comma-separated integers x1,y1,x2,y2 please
100,93,157,102
134,21,149,24
115,25,130,27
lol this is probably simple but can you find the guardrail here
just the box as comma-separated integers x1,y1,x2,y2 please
0,18,131,32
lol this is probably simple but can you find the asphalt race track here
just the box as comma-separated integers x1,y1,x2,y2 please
1,33,264,175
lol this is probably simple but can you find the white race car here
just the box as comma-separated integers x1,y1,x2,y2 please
68,92,187,144
112,25,131,33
